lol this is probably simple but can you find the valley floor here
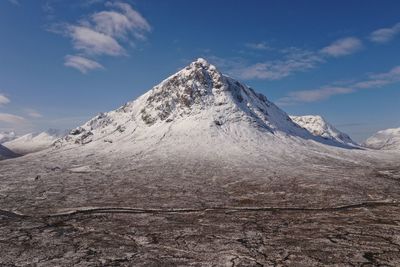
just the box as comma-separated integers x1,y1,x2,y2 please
0,149,400,266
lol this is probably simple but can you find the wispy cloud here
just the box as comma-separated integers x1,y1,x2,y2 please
239,51,322,80
278,87,354,105
370,22,400,43
214,36,363,81
64,55,104,73
24,108,43,118
0,94,10,106
82,0,105,6
0,113,25,124
320,37,363,57
50,1,151,73
245,42,271,51
7,0,20,6
277,65,400,105
94,2,151,39
212,48,324,80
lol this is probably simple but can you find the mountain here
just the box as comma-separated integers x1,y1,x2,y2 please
0,131,17,144
3,129,69,155
0,144,19,160
290,115,358,147
363,127,400,150
54,58,353,160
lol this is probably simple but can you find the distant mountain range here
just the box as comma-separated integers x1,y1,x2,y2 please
0,131,17,144
1,129,69,158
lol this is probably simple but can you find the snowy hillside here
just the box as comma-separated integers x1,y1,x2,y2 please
290,115,358,147
0,131,17,144
363,127,400,150
53,58,356,162
3,129,68,155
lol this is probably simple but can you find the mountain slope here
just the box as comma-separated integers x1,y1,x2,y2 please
363,127,400,150
290,115,358,147
4,129,68,155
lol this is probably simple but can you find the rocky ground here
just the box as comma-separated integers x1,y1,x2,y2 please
0,149,400,266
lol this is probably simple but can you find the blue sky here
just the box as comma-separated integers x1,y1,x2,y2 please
0,0,399,142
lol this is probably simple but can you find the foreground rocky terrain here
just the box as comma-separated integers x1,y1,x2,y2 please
1,147,399,266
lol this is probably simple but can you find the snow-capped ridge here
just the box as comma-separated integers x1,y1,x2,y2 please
290,115,358,147
363,127,400,150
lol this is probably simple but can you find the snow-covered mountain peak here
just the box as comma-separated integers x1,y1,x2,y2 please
191,57,212,68
137,58,306,133
87,59,300,127
290,115,358,146
57,59,359,151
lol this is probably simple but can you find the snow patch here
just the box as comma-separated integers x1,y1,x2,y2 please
68,166,94,173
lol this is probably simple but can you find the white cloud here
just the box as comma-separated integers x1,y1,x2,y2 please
277,65,400,105
370,23,400,43
0,94,10,106
50,2,151,73
67,25,125,56
92,11,134,38
64,2,151,56
321,37,363,57
64,55,104,74
0,113,25,124
64,55,104,73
